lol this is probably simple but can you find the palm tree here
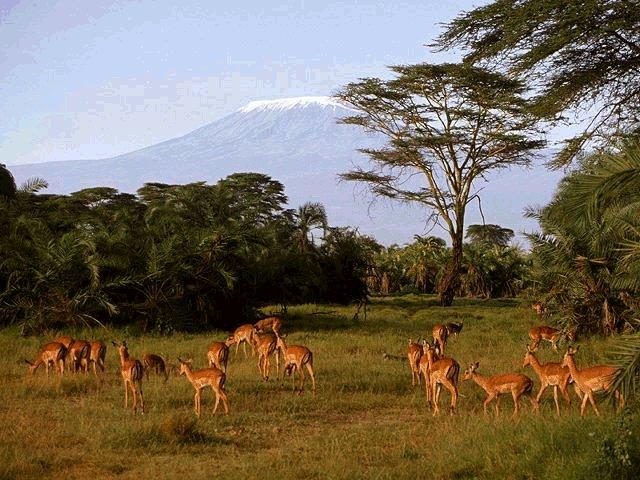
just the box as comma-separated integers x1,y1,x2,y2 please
0,164,16,200
295,202,328,251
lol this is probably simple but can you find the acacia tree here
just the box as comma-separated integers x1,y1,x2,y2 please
466,224,514,247
436,0,640,167
336,63,543,305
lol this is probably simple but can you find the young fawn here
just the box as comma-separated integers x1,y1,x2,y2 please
522,344,572,416
178,358,229,417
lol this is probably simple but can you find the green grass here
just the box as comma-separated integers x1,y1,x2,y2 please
0,295,636,479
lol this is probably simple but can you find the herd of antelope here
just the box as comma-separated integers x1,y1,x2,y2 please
24,315,315,417
407,308,625,418
23,303,624,419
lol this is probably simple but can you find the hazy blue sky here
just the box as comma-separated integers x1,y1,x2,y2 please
1,0,478,165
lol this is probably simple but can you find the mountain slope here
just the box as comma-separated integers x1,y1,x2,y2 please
9,96,561,244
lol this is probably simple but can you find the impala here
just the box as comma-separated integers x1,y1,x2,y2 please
407,339,423,386
142,353,170,382
207,341,230,373
89,340,107,376
254,316,283,336
112,341,145,414
54,335,74,349
25,342,66,376
463,362,533,417
275,333,315,393
432,324,449,355
226,324,257,358
67,339,91,373
529,326,573,351
254,333,279,381
178,358,229,416
561,346,624,417
422,342,459,415
418,339,436,399
522,344,571,416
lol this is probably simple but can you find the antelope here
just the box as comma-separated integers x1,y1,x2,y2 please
407,339,423,386
89,340,107,376
254,333,280,381
418,339,436,400
561,346,624,417
422,341,459,415
275,333,315,393
207,341,230,373
254,316,283,336
522,344,571,416
226,324,257,358
67,339,91,373
463,362,533,417
112,341,145,414
432,324,449,355
178,358,229,416
25,342,66,376
529,326,573,351
142,353,170,383
446,322,463,338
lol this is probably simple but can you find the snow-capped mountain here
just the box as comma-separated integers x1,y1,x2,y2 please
9,96,562,244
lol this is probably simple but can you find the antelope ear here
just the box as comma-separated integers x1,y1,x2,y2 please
474,362,480,369
574,345,580,353
111,341,118,346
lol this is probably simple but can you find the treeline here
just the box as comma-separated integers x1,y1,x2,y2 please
0,172,372,334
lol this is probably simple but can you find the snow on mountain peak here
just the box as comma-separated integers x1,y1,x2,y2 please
238,96,349,113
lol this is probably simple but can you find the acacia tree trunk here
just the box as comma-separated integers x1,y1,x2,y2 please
437,230,463,307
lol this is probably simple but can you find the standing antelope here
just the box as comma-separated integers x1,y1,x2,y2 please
446,322,463,338
561,346,624,417
143,353,170,383
89,340,107,376
275,333,315,393
25,342,66,376
407,339,423,386
432,324,449,355
463,362,533,417
529,326,573,351
207,341,230,373
178,358,229,416
254,316,283,336
422,342,459,415
254,333,279,381
226,324,257,358
522,344,572,416
54,335,74,349
67,339,91,373
112,341,145,414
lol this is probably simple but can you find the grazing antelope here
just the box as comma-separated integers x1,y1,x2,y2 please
25,342,66,376
254,333,280,381
522,344,571,416
226,324,257,358
67,339,91,373
432,324,449,355
112,341,145,414
89,340,107,376
407,339,423,386
561,346,624,417
422,342,459,415
143,353,170,383
463,362,533,417
207,341,230,373
275,333,315,393
529,326,573,351
178,358,229,417
446,322,463,338
254,316,283,336
532,301,546,316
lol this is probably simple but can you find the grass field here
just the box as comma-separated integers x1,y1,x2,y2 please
1,295,637,479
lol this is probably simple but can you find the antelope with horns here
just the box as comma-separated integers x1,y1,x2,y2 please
463,362,533,417
407,339,423,386
25,342,66,376
561,346,624,417
522,344,572,416
112,341,145,414
178,358,229,416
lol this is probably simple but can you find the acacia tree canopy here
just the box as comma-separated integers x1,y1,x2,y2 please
335,62,544,306
436,0,640,167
